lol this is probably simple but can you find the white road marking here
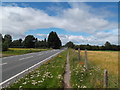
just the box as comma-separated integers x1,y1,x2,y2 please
37,53,43,56
19,56,33,61
0,63,7,66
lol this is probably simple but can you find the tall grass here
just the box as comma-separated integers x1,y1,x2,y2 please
70,49,118,88
80,50,118,77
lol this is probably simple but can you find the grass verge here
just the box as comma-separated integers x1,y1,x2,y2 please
69,49,118,88
6,50,67,88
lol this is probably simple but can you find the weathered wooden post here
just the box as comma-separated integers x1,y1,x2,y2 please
84,49,88,70
104,69,108,88
78,48,80,61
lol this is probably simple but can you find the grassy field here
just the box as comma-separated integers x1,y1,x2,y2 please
6,50,67,88
69,49,118,88
80,50,118,77
1,48,49,57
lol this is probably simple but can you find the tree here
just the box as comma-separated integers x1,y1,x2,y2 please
0,33,2,42
47,31,62,49
11,39,22,48
65,41,75,48
0,34,2,51
2,41,9,51
104,41,111,50
24,35,36,48
4,34,12,47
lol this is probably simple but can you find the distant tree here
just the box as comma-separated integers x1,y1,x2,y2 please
11,39,22,48
24,35,36,48
0,34,2,51
44,38,47,42
2,41,9,51
104,41,111,50
47,31,62,49
4,34,12,47
0,33,2,42
65,41,75,48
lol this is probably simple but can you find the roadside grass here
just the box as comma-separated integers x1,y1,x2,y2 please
6,50,67,88
69,49,118,88
1,48,49,57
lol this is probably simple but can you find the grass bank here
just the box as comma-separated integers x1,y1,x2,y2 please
1,48,49,57
6,50,67,88
69,49,118,88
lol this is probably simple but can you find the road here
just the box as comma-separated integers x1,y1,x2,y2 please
1,49,63,84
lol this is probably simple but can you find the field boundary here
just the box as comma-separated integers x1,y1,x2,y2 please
76,49,118,88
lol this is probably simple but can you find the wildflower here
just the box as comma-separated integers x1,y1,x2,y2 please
80,80,83,82
90,73,92,75
19,86,22,88
23,82,27,85
81,74,84,76
58,75,61,79
38,81,41,83
83,68,86,71
25,78,28,80
83,86,87,88
37,75,40,77
78,85,80,88
32,82,36,85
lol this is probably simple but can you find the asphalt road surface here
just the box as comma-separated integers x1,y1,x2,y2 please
1,49,63,83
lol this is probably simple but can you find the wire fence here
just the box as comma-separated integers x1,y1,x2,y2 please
77,48,118,88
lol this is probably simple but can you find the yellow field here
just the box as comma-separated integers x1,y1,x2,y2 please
8,48,48,51
80,50,118,76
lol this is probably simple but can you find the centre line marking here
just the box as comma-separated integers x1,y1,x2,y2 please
19,56,33,61
0,63,7,66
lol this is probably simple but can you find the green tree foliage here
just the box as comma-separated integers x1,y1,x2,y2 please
24,35,36,48
48,31,62,49
0,34,2,51
65,41,75,48
104,41,112,50
2,41,9,51
4,34,12,47
73,42,119,51
11,39,22,48
35,39,47,48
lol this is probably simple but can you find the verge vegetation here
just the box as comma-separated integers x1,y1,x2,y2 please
69,49,118,88
6,50,67,88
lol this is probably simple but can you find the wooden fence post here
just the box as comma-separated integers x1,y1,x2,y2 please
84,49,88,70
78,48,80,61
104,69,108,88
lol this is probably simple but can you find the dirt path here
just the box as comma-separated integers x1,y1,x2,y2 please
63,52,71,88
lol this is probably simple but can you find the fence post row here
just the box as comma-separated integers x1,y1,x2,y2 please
104,69,108,88
78,48,80,61
84,49,88,70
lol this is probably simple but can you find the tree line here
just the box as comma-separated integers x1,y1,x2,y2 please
1,31,119,51
65,41,120,51
0,31,62,51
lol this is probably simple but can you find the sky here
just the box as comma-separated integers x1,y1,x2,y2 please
1,2,118,45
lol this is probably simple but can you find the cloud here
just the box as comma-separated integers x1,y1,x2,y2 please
1,2,118,45
37,34,48,38
37,29,118,45
1,3,117,33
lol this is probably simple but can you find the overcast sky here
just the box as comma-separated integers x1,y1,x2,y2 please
1,2,118,45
